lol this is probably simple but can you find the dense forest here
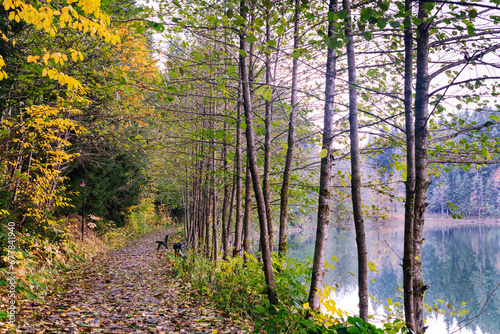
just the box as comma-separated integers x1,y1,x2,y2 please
1,0,500,333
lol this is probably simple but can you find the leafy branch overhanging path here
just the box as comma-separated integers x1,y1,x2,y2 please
13,230,248,334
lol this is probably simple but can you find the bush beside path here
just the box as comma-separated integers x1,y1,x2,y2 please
10,229,249,333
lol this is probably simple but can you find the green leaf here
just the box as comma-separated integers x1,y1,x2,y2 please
255,304,266,313
489,114,499,121
245,35,257,43
482,147,491,159
395,162,405,171
363,31,372,41
326,37,342,50
377,19,387,29
424,2,435,11
263,88,273,101
338,9,348,19
255,85,266,96
319,148,328,158
254,17,264,28
366,68,378,77
239,49,247,57
328,11,335,22
390,20,400,28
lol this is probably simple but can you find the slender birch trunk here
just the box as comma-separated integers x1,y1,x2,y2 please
239,0,278,305
402,0,416,330
278,0,300,257
263,8,274,250
308,0,337,310
243,159,252,259
233,85,243,258
343,0,368,321
413,1,431,332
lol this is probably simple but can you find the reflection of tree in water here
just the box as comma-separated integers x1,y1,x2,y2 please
423,226,500,334
287,223,500,334
288,228,358,290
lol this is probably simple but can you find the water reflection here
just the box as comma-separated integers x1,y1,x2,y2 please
287,223,500,334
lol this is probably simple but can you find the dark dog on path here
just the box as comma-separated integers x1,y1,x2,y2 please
173,242,188,257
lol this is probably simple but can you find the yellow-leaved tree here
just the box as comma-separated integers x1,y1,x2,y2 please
0,0,120,228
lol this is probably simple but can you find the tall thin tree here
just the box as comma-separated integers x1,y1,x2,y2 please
308,0,338,310
278,0,301,257
343,0,368,321
239,0,278,305
402,0,416,330
413,0,431,332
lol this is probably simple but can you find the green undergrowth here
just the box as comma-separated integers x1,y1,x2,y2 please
0,197,169,307
169,252,408,334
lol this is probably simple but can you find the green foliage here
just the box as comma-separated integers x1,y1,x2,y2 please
170,252,312,320
61,143,147,228
170,251,408,334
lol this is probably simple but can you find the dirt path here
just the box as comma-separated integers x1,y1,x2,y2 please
12,230,249,333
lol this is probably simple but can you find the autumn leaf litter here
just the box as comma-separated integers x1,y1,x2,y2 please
10,230,250,333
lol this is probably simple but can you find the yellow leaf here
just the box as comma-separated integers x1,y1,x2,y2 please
4,0,13,10
8,11,15,20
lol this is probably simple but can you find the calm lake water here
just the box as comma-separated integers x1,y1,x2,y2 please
287,222,500,334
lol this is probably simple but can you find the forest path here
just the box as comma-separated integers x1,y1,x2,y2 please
14,229,248,334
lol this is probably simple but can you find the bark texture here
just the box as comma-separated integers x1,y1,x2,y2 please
413,1,431,332
278,0,300,257
239,0,278,305
308,0,337,311
343,0,368,321
402,0,416,330
263,9,274,250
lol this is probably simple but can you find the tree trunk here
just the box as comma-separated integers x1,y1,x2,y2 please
243,159,252,258
225,174,236,259
402,0,416,330
343,0,368,321
263,9,274,251
221,120,230,260
278,0,300,257
204,179,211,256
239,0,278,305
184,165,190,242
413,1,431,332
308,0,337,311
212,184,219,262
233,84,243,258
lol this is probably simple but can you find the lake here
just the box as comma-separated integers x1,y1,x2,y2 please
287,222,500,334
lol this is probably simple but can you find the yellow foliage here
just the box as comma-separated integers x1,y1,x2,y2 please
1,0,119,87
3,103,86,226
312,286,348,327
